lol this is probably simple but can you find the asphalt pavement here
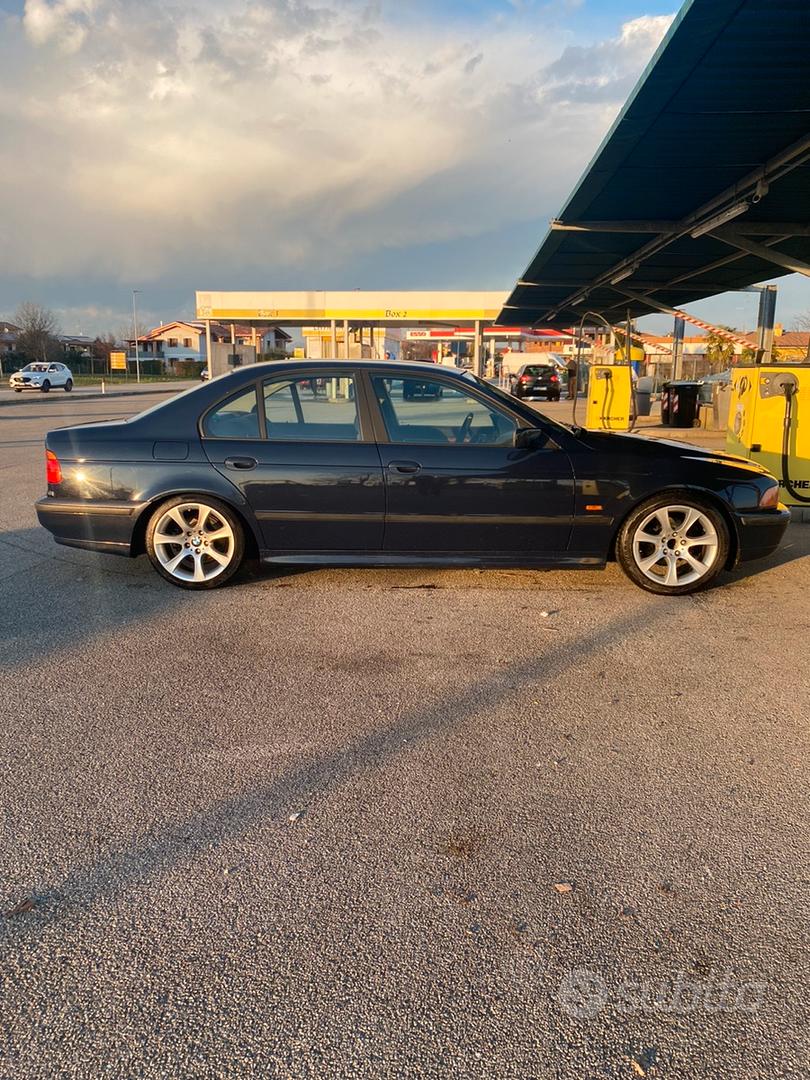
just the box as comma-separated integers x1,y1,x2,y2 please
0,393,808,1079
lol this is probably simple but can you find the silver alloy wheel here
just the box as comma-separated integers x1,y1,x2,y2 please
631,504,719,588
152,502,235,584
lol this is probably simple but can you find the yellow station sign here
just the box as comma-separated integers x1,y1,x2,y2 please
196,291,507,325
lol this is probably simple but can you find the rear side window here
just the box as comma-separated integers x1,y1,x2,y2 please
262,374,360,442
203,386,260,439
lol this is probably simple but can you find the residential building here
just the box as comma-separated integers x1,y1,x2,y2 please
0,321,20,356
127,321,291,366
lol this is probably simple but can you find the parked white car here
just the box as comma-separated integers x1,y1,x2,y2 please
9,363,73,393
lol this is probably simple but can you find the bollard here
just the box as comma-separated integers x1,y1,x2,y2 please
101,379,105,395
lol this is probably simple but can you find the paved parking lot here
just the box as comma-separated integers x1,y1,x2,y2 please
1,393,808,1078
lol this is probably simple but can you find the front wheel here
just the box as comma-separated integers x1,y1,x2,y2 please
64,379,73,392
616,495,729,595
41,380,51,393
145,496,245,589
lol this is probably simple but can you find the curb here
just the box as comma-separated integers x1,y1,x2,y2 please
0,386,189,409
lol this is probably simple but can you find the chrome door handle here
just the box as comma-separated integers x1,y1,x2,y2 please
224,456,257,470
388,460,421,475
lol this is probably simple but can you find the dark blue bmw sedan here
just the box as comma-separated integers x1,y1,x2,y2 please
36,360,789,594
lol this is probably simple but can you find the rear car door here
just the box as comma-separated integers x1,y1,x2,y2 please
202,370,385,552
367,371,575,553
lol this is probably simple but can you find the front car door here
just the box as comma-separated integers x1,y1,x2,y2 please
365,370,575,554
202,369,385,552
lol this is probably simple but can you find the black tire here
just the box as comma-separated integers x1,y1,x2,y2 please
14,389,22,393
41,380,51,393
64,379,73,392
616,492,730,596
145,495,245,590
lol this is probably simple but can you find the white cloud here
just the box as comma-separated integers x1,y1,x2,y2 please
0,1,674,314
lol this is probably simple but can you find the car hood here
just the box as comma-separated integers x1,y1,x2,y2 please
577,428,772,475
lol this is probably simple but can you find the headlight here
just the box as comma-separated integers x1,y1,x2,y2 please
759,483,780,509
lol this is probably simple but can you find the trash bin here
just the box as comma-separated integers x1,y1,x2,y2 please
662,381,701,428
635,375,654,417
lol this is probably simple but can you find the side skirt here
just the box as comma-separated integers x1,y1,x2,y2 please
260,552,605,570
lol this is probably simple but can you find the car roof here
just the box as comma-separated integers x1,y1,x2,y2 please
245,359,472,379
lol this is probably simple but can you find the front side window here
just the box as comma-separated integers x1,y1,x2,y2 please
373,376,517,446
262,374,360,442
203,386,260,439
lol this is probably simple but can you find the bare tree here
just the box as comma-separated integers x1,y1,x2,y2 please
91,332,117,361
14,301,61,363
793,310,810,331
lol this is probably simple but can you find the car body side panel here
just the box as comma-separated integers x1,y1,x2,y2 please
203,438,386,551
40,425,264,555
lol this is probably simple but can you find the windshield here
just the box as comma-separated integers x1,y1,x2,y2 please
23,363,49,372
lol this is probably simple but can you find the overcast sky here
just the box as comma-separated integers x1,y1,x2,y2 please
0,0,806,337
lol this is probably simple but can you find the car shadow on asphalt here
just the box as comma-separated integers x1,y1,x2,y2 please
721,521,810,586
0,603,667,944
1,521,808,673
0,525,329,670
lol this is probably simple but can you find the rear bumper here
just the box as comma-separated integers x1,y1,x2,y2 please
734,507,791,563
35,497,148,556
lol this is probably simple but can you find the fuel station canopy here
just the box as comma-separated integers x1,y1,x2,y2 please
500,0,810,329
196,291,506,327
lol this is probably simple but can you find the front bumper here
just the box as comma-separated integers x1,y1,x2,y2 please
35,497,148,555
734,507,791,563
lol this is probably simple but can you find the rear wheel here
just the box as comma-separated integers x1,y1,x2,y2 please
616,494,729,595
64,379,73,392
145,496,245,589
41,380,51,393
14,388,22,393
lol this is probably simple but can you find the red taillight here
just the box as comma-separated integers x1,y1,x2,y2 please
519,375,532,382
550,374,559,381
46,450,62,486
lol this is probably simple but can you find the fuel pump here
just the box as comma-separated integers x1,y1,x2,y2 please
726,284,809,512
728,365,810,509
574,311,637,432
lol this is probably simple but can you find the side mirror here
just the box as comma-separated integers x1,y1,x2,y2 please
513,427,547,449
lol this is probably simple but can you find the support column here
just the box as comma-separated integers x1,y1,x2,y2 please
672,316,685,380
756,284,777,364
205,319,212,379
473,320,483,377
330,319,337,360
343,318,350,360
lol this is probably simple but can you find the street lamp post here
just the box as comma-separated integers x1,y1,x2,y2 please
132,290,141,384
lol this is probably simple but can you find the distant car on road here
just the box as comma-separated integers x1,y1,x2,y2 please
35,360,788,595
9,362,73,393
511,363,562,401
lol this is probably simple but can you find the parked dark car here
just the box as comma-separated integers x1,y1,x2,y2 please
36,361,788,594
511,363,562,401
